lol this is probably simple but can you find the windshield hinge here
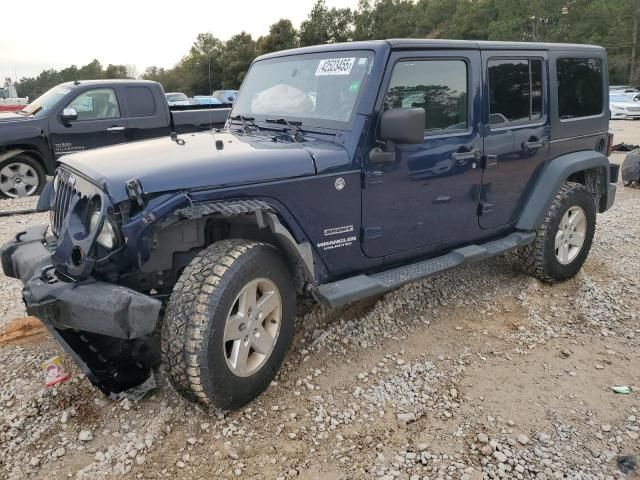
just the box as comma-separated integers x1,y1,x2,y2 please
126,178,145,208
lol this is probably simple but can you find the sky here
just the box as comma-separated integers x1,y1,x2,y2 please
0,0,360,84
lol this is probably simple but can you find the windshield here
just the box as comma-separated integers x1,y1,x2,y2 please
21,86,71,117
167,93,188,102
232,50,374,128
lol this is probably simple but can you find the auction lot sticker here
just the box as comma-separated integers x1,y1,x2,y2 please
316,58,356,76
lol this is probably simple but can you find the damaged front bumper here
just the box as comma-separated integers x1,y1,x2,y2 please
1,225,162,398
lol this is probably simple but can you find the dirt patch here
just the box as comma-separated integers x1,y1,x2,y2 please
0,316,48,345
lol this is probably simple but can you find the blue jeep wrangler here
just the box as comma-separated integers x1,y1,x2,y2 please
2,40,618,409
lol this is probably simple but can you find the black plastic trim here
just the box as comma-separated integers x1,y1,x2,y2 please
516,150,612,230
317,231,535,308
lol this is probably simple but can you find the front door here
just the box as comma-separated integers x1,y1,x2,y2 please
479,52,550,229
362,50,483,258
49,87,128,158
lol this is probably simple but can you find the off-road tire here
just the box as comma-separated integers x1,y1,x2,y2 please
161,239,296,409
516,182,596,282
0,154,46,199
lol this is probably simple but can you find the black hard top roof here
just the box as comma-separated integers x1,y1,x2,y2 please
257,39,604,61
386,38,604,51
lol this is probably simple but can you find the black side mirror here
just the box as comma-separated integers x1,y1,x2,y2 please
380,108,425,144
369,108,426,165
60,107,78,123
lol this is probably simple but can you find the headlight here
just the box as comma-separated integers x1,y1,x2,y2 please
89,211,117,249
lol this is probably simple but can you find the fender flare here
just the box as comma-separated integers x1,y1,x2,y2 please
516,150,611,231
0,149,27,163
0,148,51,174
173,198,316,284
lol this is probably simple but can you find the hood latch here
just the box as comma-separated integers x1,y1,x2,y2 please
126,178,145,208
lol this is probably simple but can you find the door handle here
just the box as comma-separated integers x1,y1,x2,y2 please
106,126,126,132
451,149,481,162
524,138,548,149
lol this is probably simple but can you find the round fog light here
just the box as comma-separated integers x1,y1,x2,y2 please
71,246,84,266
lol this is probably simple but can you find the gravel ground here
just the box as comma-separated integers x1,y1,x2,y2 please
0,140,639,479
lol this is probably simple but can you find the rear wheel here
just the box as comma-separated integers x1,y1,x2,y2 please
517,182,596,282
161,239,296,409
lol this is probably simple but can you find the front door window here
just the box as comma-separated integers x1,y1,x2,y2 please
67,88,120,121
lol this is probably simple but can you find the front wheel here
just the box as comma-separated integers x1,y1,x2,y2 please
0,155,46,199
516,182,596,282
161,239,296,409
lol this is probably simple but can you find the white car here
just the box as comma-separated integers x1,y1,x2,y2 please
610,94,640,119
165,92,191,106
620,91,640,102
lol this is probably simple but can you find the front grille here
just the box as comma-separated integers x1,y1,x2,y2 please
627,107,640,112
51,169,78,236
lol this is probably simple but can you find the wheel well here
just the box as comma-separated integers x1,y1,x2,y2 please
566,166,608,210
0,147,47,173
130,213,312,295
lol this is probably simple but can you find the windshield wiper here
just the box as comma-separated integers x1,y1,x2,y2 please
229,114,258,134
265,117,305,142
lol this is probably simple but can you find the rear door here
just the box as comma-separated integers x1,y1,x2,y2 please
362,49,484,258
121,85,171,141
479,51,550,229
49,87,128,157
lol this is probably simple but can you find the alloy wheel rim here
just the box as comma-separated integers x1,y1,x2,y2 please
0,162,39,197
223,278,282,377
555,206,587,265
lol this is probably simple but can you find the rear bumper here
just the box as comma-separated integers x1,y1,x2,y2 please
1,225,161,339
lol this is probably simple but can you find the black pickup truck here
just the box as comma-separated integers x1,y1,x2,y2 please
0,80,231,198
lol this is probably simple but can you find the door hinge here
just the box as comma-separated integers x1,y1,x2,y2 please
362,226,383,241
478,202,495,215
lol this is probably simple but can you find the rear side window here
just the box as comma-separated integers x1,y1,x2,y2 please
556,58,603,119
125,87,156,117
488,58,543,127
384,60,468,134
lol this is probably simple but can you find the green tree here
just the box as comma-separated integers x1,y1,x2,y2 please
300,0,354,46
15,59,131,99
353,0,417,40
219,32,258,88
258,19,299,55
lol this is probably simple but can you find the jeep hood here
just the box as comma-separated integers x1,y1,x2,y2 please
60,131,328,203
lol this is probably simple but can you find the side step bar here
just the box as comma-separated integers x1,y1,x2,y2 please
316,231,535,308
